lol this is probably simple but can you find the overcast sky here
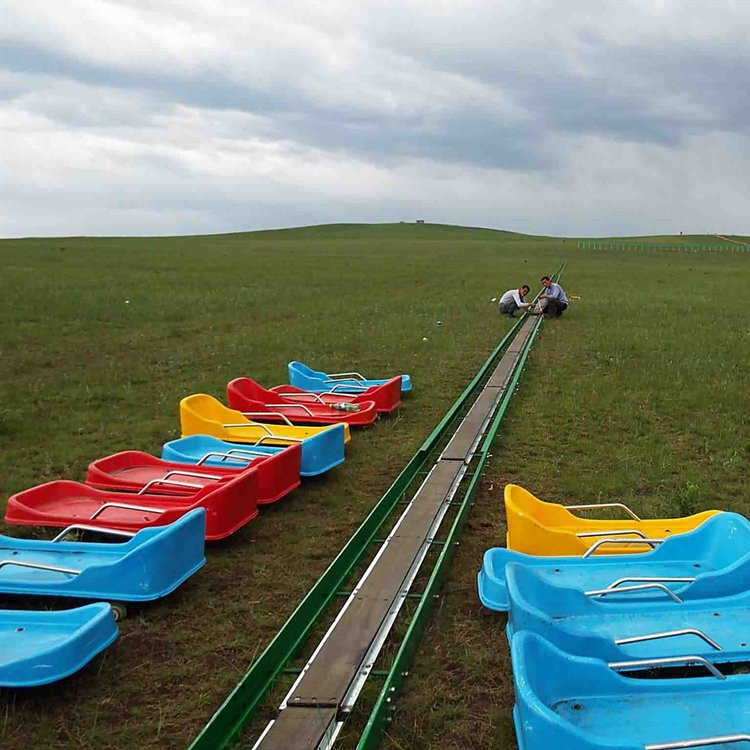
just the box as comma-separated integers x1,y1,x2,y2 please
1,0,749,238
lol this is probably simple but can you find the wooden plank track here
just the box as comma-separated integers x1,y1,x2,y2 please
441,317,535,461
486,317,535,385
506,315,536,354
440,388,501,461
256,708,337,750
257,462,462,746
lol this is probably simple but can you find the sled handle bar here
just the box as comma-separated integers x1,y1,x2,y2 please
266,403,315,416
645,735,750,749
603,576,696,590
564,502,641,521
325,383,368,393
224,422,275,435
253,435,302,445
135,470,221,493
240,411,294,426
52,525,136,542
608,654,725,680
326,371,366,381
583,537,664,557
137,478,204,495
0,559,81,576
90,502,166,519
577,530,657,546
196,451,267,466
586,582,684,603
615,628,722,651
222,424,303,443
274,392,326,404
155,469,222,480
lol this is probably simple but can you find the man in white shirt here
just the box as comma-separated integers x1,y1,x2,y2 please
539,276,569,317
498,285,531,317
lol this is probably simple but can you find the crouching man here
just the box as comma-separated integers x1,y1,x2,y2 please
498,285,532,317
539,276,568,317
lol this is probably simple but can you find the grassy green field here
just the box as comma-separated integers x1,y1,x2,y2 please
1,224,748,749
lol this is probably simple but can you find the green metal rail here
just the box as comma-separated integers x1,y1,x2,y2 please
189,265,564,750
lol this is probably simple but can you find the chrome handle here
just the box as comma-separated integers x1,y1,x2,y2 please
52,525,136,541
251,435,303,445
608,654,725,679
0,560,81,575
645,735,750,749
273,392,326,404
564,502,641,521
326,371,366,380
137,478,203,495
583,537,664,557
604,576,696,589
586,582,684,603
325,384,368,393
90,502,166,519
240,411,294,426
615,628,722,651
266,403,315,416
223,422,275,435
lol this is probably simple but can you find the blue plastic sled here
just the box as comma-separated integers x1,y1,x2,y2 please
162,435,282,469
163,432,341,478
1,603,118,687
288,361,412,393
505,562,750,664
0,508,206,602
511,631,750,750
478,512,750,611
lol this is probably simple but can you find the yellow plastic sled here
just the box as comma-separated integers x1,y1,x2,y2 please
180,394,351,444
504,484,720,556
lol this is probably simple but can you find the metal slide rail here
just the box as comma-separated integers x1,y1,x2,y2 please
357,302,548,749
189,265,564,750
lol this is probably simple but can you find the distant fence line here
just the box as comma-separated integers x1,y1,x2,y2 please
577,240,749,253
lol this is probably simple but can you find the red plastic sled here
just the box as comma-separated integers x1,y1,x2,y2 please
5,469,259,541
86,447,301,506
268,376,401,415
227,378,378,426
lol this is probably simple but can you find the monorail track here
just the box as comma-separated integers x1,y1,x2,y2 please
190,265,564,750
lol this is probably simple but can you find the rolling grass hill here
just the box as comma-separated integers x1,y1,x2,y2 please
1,223,748,749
